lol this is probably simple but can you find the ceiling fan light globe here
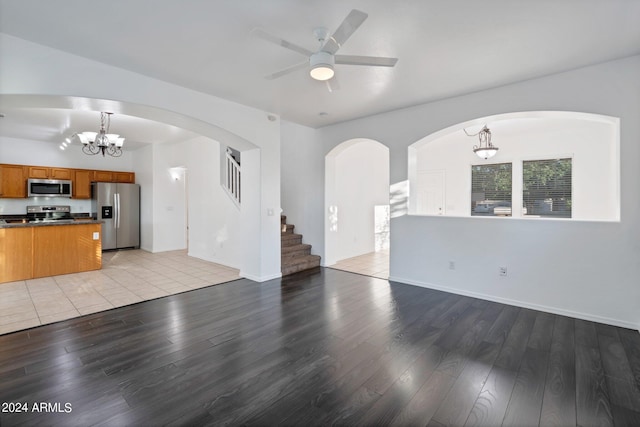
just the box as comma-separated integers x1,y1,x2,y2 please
310,65,334,81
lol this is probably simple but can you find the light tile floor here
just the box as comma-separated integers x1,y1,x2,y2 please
329,249,389,280
0,250,240,335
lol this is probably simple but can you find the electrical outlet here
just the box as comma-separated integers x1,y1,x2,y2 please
499,266,507,276
449,261,455,270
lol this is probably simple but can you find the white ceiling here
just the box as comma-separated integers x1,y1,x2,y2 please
0,107,200,150
1,0,639,146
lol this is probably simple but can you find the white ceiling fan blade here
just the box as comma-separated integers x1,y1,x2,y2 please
251,28,313,57
335,55,398,67
264,61,308,80
323,9,368,54
325,76,340,92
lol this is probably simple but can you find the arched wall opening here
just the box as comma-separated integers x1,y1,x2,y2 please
408,111,620,222
0,94,259,151
325,138,390,267
0,94,267,278
1,32,282,281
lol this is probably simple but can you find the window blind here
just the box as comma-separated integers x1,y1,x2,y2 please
522,158,572,218
471,163,512,216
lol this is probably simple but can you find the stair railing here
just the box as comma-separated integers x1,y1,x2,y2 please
224,149,241,207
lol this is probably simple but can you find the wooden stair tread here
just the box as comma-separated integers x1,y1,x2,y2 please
281,233,303,247
282,254,321,266
281,224,295,233
281,255,321,276
281,232,302,239
282,243,311,263
281,242,311,251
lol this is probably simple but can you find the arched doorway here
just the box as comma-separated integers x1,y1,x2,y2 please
325,138,390,278
0,94,273,279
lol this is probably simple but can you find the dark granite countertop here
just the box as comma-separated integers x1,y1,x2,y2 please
0,219,103,229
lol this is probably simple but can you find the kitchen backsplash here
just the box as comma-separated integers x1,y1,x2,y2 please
0,197,92,215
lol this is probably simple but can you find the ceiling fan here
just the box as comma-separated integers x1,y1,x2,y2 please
252,9,398,89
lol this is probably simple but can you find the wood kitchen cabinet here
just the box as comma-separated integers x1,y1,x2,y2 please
27,166,72,180
93,170,135,183
0,223,102,283
0,164,27,198
73,169,93,199
0,163,135,198
0,227,33,283
32,223,102,278
114,171,135,183
74,169,134,198
93,170,114,182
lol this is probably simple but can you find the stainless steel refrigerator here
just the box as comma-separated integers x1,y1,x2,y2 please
92,182,140,250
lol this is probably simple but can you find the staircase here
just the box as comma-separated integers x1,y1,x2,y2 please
281,215,321,276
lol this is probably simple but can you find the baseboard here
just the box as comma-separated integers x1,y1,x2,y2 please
389,275,639,331
187,251,239,270
322,259,336,267
240,271,282,283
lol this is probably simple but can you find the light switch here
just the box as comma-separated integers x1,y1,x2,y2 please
93,232,100,240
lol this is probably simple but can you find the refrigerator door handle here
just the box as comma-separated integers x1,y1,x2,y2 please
115,193,120,229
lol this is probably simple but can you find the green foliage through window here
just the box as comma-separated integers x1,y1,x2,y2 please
471,163,512,216
523,158,572,218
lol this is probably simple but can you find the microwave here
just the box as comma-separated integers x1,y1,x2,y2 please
27,179,73,198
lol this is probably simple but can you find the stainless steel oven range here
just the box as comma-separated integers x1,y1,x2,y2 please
26,205,74,223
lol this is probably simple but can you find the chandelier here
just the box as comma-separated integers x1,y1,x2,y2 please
464,125,498,159
76,112,125,157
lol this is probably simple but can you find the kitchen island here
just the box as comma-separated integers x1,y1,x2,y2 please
0,220,103,283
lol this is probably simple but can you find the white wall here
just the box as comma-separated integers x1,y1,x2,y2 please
412,114,619,220
134,145,154,251
1,33,281,281
150,140,188,253
325,139,389,265
135,135,245,268
240,148,267,280
282,54,640,330
187,136,242,269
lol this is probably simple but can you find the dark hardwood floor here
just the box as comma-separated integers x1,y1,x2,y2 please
1,267,639,426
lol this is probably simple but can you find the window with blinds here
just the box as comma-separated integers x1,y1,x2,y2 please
523,158,572,218
471,163,512,216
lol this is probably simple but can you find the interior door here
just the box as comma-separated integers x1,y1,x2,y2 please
416,170,446,215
